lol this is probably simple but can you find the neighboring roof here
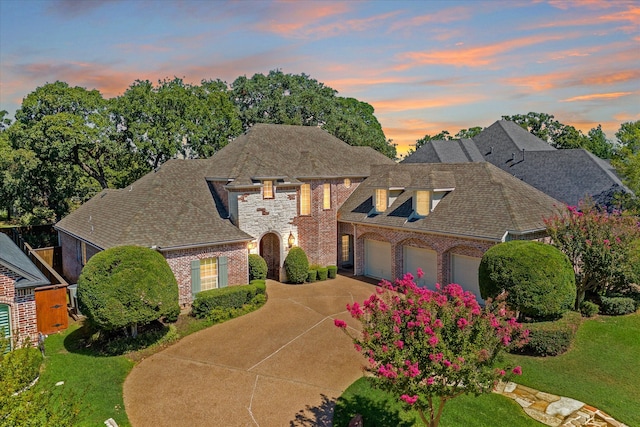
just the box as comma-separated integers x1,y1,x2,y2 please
339,163,562,241
56,159,253,250
203,124,395,187
0,233,50,288
402,120,631,207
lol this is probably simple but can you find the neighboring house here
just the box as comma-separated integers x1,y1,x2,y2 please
337,162,560,302
402,120,631,208
55,124,395,306
0,233,50,349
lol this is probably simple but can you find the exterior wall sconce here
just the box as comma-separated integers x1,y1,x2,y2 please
288,232,295,248
248,241,257,250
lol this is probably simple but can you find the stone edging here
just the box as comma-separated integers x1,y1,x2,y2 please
494,381,629,427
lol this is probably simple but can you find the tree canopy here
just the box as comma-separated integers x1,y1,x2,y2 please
611,120,640,205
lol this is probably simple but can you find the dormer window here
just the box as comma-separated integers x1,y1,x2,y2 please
263,180,274,199
375,188,388,212
415,190,431,216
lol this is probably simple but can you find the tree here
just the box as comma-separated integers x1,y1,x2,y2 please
502,112,564,145
479,241,575,320
454,126,483,139
544,202,640,309
612,120,640,200
584,124,613,159
231,70,396,158
335,272,527,427
78,246,180,338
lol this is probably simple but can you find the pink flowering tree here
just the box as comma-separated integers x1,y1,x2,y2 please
544,201,640,309
335,271,527,427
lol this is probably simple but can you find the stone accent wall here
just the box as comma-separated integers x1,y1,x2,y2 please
346,223,495,284
163,243,249,306
58,231,100,284
0,266,38,346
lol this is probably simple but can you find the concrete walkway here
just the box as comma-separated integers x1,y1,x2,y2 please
124,276,629,427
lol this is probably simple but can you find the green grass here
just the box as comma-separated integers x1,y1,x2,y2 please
40,323,134,426
335,311,639,426
333,377,544,427
507,311,640,427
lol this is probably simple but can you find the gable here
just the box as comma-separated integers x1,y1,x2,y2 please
0,234,50,288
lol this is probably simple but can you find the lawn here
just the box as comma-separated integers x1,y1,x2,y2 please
334,311,639,427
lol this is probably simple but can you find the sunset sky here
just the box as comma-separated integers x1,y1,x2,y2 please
1,0,638,156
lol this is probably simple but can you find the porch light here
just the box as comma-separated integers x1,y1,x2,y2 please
288,232,296,248
248,241,257,250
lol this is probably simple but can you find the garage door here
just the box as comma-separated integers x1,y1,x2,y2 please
403,246,437,288
364,239,392,280
451,254,483,303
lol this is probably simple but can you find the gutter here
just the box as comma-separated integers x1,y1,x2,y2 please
155,237,253,253
53,227,106,251
502,228,548,242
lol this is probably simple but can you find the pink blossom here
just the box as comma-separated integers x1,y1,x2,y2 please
433,319,443,328
334,319,347,329
443,359,451,367
417,268,424,279
394,340,405,349
428,335,439,347
457,318,469,329
512,366,522,375
400,394,419,405
427,377,435,385
499,369,506,376
382,345,389,353
354,344,362,352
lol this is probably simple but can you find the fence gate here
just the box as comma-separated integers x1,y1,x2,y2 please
35,287,68,335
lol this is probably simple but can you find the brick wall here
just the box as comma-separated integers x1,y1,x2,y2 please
58,231,100,284
163,243,249,306
345,223,495,284
0,266,38,346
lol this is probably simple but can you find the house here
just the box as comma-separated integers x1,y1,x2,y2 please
402,120,631,208
337,162,560,301
56,123,561,306
55,124,395,306
0,233,50,348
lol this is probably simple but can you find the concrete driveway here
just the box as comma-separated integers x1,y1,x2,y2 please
123,276,377,427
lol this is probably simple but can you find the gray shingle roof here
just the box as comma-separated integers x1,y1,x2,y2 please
339,163,561,241
56,159,253,250
203,124,395,187
0,234,50,288
402,120,631,207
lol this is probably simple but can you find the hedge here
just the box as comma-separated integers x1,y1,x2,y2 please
317,267,328,281
579,301,599,318
307,270,317,283
515,311,582,356
192,281,266,319
328,265,338,279
599,296,636,316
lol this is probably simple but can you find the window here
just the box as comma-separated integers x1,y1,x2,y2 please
341,235,351,262
415,190,431,216
323,183,331,209
263,180,274,199
77,241,87,266
344,178,351,188
375,188,388,212
300,183,311,215
0,304,10,353
200,258,218,291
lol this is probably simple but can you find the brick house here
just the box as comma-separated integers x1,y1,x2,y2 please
55,124,394,306
56,123,562,306
0,233,50,349
337,162,560,302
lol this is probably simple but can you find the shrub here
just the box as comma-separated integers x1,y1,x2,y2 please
248,254,268,281
284,247,309,284
192,282,266,319
599,296,636,316
78,246,180,338
317,267,328,281
516,311,582,356
579,301,599,318
307,269,317,283
328,265,338,279
479,241,576,320
0,345,42,393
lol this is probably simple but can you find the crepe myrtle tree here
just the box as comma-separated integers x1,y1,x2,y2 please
78,246,180,338
335,270,527,427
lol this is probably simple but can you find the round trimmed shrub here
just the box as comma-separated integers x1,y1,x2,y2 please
479,241,576,320
579,301,599,318
248,254,268,281
78,246,180,337
284,247,309,284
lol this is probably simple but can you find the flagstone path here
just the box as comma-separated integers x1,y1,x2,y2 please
494,382,629,427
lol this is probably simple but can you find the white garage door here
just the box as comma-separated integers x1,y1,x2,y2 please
403,246,437,288
364,239,392,280
451,254,483,303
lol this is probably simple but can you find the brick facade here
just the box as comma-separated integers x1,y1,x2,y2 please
0,265,38,346
163,243,249,306
59,231,100,284
343,223,495,285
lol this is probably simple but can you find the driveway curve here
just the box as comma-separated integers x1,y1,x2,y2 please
123,276,376,427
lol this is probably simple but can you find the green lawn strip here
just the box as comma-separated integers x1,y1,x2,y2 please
333,377,544,427
507,312,640,427
39,323,134,426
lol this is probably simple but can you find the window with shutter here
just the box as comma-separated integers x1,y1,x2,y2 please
0,304,11,353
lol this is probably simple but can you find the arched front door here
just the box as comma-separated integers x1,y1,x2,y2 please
260,233,281,280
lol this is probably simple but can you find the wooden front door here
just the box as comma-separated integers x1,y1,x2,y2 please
35,287,68,335
260,233,281,280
